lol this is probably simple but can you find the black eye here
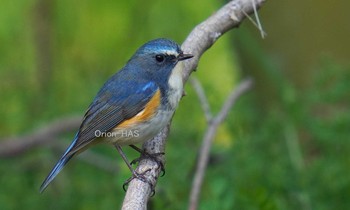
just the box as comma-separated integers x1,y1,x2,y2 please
155,54,165,63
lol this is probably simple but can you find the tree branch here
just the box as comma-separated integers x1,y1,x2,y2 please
189,78,253,210
122,0,266,209
0,116,81,157
189,77,213,122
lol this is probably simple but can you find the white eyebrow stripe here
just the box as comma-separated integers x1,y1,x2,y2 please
159,50,179,57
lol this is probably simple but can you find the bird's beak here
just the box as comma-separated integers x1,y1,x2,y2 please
177,53,194,61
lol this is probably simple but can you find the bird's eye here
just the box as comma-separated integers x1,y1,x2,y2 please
155,54,165,63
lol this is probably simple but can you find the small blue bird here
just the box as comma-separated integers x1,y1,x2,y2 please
40,38,193,192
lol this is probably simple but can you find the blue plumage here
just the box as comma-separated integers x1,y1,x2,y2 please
40,38,193,192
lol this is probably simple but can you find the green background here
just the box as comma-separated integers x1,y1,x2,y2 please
1,0,349,209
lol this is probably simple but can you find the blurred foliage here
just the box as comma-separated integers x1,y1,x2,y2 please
1,0,350,210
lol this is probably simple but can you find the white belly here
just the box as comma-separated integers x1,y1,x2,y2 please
103,109,174,146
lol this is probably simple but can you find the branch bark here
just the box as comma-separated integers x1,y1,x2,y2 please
122,0,266,209
189,77,213,122
0,116,81,157
189,78,253,210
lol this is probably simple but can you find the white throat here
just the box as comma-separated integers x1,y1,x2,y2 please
167,62,184,109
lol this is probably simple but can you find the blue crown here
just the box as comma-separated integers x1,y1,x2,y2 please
136,38,182,55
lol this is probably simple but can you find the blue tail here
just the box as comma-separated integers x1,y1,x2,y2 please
39,135,78,193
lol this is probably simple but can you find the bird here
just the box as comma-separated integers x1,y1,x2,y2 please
40,38,193,193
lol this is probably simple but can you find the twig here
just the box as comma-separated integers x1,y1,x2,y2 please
122,0,266,208
215,78,253,124
0,116,81,157
189,77,213,122
0,116,120,173
189,78,253,210
251,0,266,38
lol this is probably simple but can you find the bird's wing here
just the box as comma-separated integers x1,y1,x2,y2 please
39,79,160,192
69,79,160,155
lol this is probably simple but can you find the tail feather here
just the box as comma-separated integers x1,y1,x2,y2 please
40,135,78,193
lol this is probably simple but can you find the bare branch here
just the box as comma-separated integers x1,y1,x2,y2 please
122,0,266,208
0,116,81,157
188,78,253,210
215,78,254,125
189,77,213,122
245,0,267,38
0,117,120,173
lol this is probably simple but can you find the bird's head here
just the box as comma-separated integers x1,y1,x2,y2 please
127,38,193,82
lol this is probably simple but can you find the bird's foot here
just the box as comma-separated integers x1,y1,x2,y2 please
130,151,165,177
122,169,156,196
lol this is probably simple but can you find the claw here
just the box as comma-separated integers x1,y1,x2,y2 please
122,169,154,193
130,157,140,165
122,181,129,192
150,189,155,197
160,168,165,177
117,144,165,196
130,151,166,176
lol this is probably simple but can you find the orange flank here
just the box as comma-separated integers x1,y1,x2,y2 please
117,89,161,128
